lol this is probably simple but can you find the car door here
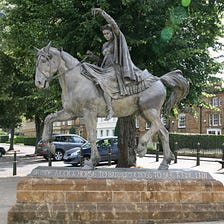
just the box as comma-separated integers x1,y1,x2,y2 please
110,138,118,161
97,139,110,161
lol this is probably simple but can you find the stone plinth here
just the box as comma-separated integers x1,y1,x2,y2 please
8,167,224,224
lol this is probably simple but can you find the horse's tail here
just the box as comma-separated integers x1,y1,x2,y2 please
160,70,189,115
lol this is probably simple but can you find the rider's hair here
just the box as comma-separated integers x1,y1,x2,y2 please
101,24,112,32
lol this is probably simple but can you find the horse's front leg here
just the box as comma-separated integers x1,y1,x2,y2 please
42,109,73,152
82,109,100,170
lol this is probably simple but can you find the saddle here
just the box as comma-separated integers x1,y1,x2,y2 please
81,62,158,99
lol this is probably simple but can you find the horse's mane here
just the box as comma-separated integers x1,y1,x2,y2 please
50,47,80,68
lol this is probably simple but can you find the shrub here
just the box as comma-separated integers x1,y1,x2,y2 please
169,133,224,151
0,135,9,143
23,137,36,146
14,136,24,144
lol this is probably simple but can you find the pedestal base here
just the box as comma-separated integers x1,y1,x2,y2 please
8,167,224,223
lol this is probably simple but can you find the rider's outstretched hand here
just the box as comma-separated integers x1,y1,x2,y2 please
92,8,103,16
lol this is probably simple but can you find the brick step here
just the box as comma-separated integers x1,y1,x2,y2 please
8,201,224,224
7,170,224,223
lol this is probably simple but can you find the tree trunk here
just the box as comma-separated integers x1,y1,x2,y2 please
35,115,44,152
117,116,136,168
8,124,15,151
35,116,44,141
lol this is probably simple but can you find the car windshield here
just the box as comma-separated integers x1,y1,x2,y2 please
82,138,117,149
82,142,91,148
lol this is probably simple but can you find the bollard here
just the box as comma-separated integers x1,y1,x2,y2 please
174,142,178,163
80,146,83,167
156,142,159,162
196,142,200,166
13,151,17,176
108,145,112,166
222,143,224,169
48,150,52,167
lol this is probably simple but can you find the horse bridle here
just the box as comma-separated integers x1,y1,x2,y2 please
36,53,55,83
36,50,87,84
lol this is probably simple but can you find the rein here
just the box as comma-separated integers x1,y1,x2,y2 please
37,50,88,83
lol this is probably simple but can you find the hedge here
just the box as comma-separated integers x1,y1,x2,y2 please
0,135,9,143
169,133,224,151
14,136,24,144
12,136,36,146
23,137,36,146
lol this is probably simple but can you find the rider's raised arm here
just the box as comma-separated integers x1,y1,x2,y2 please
92,8,120,36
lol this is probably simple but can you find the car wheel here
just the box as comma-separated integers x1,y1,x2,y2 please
54,150,64,161
72,164,79,167
0,151,2,157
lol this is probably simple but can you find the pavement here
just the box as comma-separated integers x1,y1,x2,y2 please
1,143,224,224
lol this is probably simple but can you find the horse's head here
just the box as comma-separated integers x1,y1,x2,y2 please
35,42,60,89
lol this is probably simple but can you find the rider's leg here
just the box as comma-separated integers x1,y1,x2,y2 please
104,92,114,120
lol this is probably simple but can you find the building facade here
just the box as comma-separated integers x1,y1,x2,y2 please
136,91,224,136
20,91,224,138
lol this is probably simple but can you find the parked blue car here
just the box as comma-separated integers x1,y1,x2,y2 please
63,136,118,166
0,147,6,157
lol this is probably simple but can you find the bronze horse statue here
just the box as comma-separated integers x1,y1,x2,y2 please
35,42,189,169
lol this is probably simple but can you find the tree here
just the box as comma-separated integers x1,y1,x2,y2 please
0,51,26,150
1,0,223,156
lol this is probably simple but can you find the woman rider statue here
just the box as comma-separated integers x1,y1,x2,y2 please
85,8,150,120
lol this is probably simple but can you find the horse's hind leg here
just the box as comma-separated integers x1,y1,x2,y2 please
136,109,162,157
136,108,174,170
158,127,174,170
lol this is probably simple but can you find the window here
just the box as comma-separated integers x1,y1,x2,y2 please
100,130,103,137
67,120,72,126
106,130,109,136
210,97,221,107
146,122,151,129
53,122,61,127
161,115,167,126
207,128,221,135
178,114,186,128
213,97,219,107
73,137,85,143
209,113,222,126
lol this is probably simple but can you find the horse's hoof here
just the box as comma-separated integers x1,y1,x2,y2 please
82,159,95,170
135,147,147,158
158,163,169,170
82,164,95,170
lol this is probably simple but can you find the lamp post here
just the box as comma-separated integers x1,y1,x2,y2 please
174,142,178,163
196,142,200,166
199,105,203,134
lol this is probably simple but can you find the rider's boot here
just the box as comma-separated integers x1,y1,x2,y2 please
104,93,114,121
105,107,114,121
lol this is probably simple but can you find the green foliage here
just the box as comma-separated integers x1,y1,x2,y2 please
169,133,224,150
0,135,9,143
23,137,36,146
69,126,76,134
14,136,24,144
0,129,7,135
0,0,224,137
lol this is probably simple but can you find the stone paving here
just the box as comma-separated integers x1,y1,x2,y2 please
0,143,224,223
